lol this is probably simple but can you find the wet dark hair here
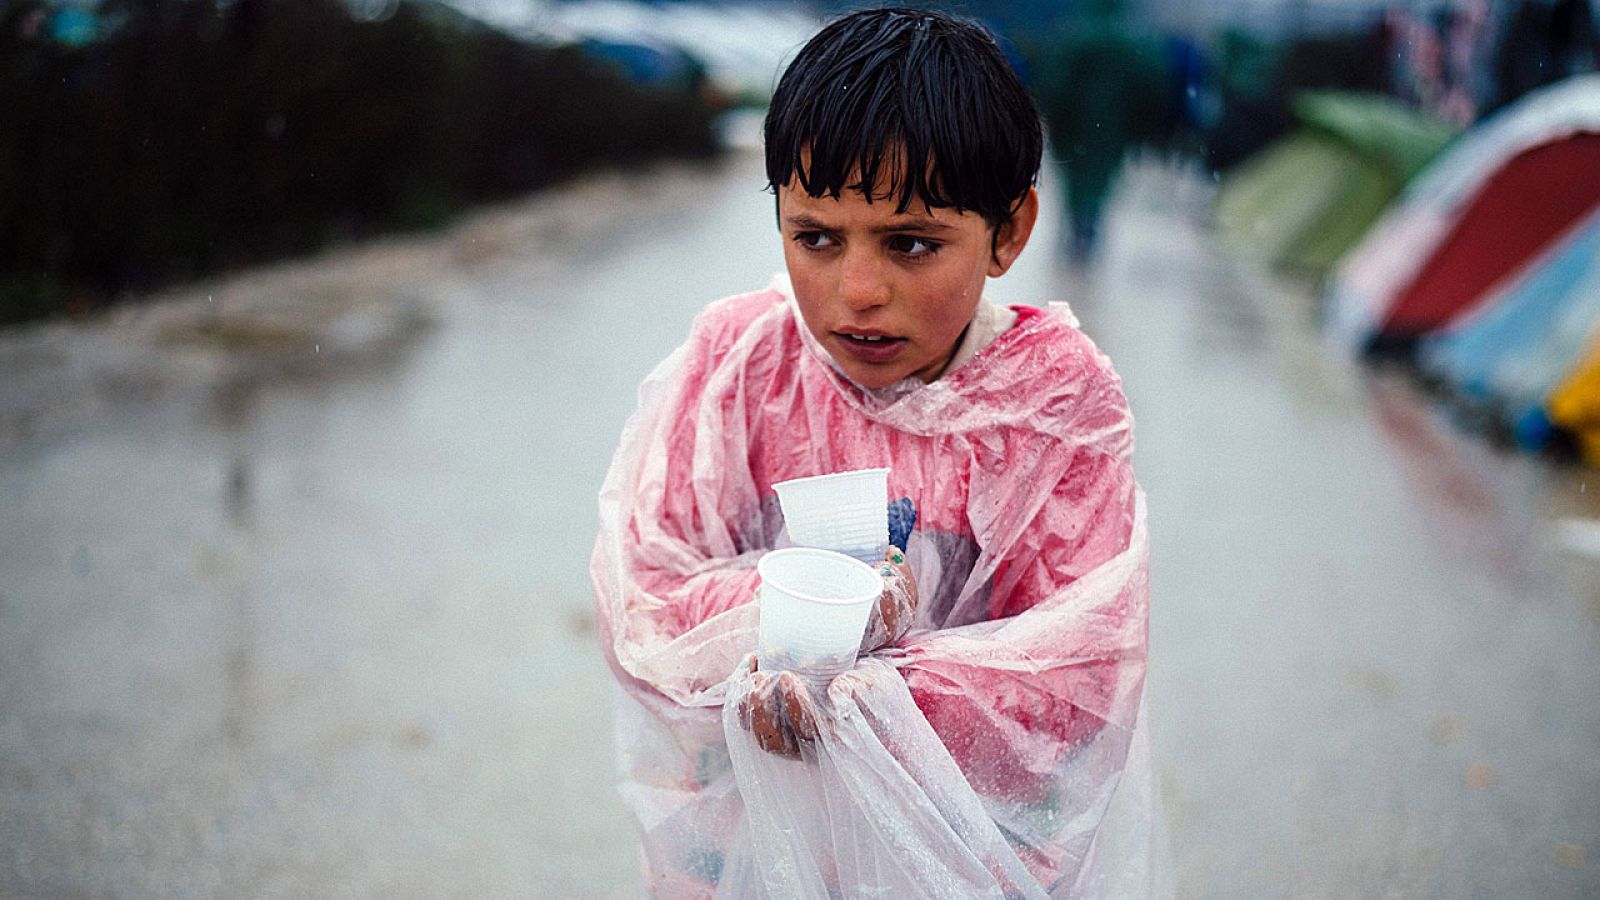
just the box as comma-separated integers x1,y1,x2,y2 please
764,6,1044,228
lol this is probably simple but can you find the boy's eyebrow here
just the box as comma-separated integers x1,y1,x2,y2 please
782,213,957,234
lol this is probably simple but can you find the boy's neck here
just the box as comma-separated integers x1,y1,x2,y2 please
925,321,974,383
938,298,1017,380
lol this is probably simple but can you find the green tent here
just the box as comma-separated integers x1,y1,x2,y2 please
1215,92,1458,276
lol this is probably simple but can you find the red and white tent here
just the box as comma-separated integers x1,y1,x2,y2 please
1324,75,1600,355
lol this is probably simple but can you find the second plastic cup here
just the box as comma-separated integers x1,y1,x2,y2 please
756,547,883,684
772,468,891,565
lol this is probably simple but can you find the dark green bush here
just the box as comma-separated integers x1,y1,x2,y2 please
0,0,720,324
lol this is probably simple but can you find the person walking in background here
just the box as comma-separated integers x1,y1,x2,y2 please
1031,0,1171,265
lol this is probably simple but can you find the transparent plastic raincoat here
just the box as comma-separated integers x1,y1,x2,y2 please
592,277,1160,898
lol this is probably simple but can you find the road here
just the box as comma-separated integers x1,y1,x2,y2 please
2,148,1597,898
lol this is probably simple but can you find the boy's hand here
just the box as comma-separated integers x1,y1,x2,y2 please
735,655,819,759
734,537,915,758
859,545,918,653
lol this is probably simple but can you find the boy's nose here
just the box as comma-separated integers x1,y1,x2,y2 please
838,251,889,312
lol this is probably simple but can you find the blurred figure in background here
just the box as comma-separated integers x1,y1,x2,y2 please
1031,0,1170,265
1160,31,1216,158
1389,0,1497,126
1493,0,1600,112
1440,0,1495,125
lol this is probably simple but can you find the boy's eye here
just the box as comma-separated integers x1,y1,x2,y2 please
793,231,837,251
887,235,940,257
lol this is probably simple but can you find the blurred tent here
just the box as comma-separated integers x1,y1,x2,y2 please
1214,91,1456,276
1417,206,1600,448
1324,75,1600,356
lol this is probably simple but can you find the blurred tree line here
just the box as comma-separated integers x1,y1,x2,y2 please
0,0,720,324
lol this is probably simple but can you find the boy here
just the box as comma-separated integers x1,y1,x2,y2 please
592,8,1153,896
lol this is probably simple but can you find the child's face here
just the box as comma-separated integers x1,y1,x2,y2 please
779,178,1037,389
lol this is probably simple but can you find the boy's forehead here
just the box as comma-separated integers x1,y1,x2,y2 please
799,142,921,186
787,144,963,213
778,154,980,226
777,182,986,231
779,182,954,220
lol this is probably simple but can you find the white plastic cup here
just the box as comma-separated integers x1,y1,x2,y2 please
772,468,891,565
756,547,883,683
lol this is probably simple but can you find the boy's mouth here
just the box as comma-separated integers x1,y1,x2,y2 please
833,329,908,364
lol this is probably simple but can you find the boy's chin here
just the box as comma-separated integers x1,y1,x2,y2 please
838,360,913,390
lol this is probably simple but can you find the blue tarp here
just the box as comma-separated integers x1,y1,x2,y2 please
1419,205,1600,444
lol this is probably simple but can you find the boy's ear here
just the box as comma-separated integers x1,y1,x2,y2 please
988,188,1039,277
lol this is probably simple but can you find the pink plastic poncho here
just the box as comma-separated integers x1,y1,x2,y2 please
592,278,1159,898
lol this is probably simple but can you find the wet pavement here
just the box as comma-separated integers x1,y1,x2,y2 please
1089,162,1600,899
2,149,1597,898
